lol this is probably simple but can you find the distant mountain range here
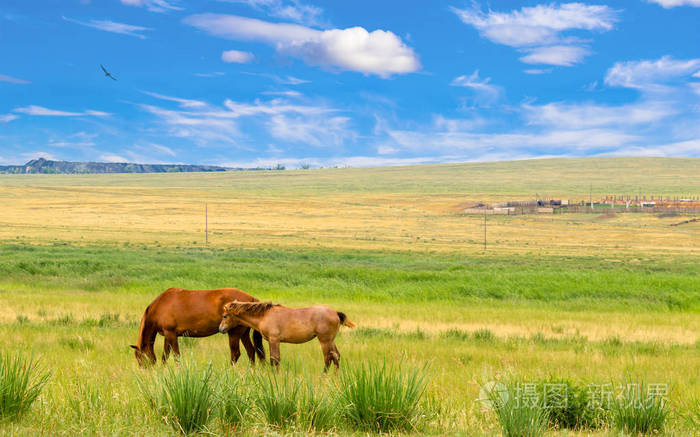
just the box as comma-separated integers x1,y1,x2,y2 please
0,158,257,174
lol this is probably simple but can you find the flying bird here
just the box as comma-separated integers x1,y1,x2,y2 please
100,64,117,81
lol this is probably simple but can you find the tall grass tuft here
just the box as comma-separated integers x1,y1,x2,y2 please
138,360,217,435
217,369,251,431
482,379,549,437
338,361,428,432
251,370,302,429
611,378,669,435
0,351,50,421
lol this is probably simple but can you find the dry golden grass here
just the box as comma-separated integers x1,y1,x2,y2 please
0,161,698,256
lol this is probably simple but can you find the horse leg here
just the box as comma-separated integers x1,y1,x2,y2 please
331,343,340,369
228,328,242,364
162,330,178,363
239,327,257,365
162,336,171,363
320,341,333,372
269,339,281,368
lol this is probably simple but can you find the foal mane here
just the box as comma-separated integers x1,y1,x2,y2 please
225,301,279,316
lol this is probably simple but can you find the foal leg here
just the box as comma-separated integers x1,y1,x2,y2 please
320,341,334,372
330,343,341,369
227,328,242,364
269,339,281,368
238,327,257,365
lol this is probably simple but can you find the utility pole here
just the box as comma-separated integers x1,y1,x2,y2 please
205,203,208,245
590,184,593,211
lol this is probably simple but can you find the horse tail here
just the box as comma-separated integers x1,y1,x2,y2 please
252,329,266,361
337,312,356,328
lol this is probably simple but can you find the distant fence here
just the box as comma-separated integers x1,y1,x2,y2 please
559,206,700,214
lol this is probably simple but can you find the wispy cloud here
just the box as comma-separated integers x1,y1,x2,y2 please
184,14,420,77
451,70,502,105
0,114,19,123
0,73,31,84
242,72,310,85
604,56,700,91
120,0,183,13
216,0,326,27
452,3,618,66
13,105,111,117
62,16,152,39
221,49,255,63
194,72,225,78
519,45,590,66
646,0,700,8
141,91,207,108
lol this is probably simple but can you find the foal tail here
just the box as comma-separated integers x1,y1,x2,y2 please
337,312,357,328
252,330,266,361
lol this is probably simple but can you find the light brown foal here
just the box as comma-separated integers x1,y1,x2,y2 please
219,301,356,370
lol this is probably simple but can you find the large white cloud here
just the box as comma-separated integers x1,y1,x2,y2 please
452,3,618,67
184,14,420,77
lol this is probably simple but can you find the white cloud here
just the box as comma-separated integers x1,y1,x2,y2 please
62,16,151,39
451,70,502,105
151,144,176,156
219,0,325,27
523,102,675,128
605,56,700,90
646,0,700,8
142,91,207,108
268,114,353,146
139,104,242,146
184,14,420,77
0,73,30,84
194,72,225,77
261,90,303,98
13,105,110,117
221,49,255,63
610,139,700,157
453,3,618,66
222,98,336,117
120,0,183,13
519,45,589,66
0,114,18,123
524,68,552,75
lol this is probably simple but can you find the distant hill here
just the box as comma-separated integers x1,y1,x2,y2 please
0,158,235,174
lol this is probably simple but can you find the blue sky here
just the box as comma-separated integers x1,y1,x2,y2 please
1,0,700,167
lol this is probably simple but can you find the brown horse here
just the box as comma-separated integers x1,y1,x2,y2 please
131,288,265,366
219,301,356,370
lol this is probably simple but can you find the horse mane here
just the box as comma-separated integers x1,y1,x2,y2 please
225,301,279,316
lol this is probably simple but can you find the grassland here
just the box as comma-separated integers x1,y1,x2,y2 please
0,157,698,435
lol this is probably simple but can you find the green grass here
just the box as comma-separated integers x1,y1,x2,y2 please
0,244,697,311
0,352,50,421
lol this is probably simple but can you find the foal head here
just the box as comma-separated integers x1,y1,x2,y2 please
219,301,278,333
